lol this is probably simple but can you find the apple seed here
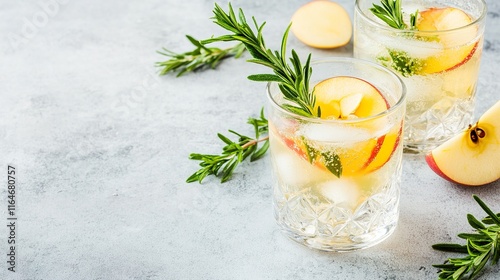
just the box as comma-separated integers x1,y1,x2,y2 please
476,128,486,138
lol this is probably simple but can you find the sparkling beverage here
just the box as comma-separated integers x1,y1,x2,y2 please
354,0,486,153
267,58,406,251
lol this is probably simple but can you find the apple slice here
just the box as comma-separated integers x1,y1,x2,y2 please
272,76,401,177
420,42,478,74
426,101,500,186
363,125,402,173
290,0,352,49
312,76,397,175
340,93,363,118
341,136,385,176
416,7,478,74
313,76,389,119
417,7,472,32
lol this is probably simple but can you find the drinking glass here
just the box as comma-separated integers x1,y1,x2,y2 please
267,57,406,251
354,0,486,153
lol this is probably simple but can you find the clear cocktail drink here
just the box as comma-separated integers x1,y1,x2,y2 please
354,0,486,153
267,58,406,251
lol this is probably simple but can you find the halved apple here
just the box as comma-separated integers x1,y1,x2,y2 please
290,0,352,49
425,101,500,186
416,7,479,74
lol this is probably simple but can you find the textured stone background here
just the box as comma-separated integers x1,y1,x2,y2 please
0,0,499,279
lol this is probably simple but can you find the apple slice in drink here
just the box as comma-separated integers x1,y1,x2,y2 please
276,76,400,177
420,43,478,74
313,76,389,119
426,101,500,186
363,125,402,173
300,122,384,176
314,76,392,175
416,7,479,74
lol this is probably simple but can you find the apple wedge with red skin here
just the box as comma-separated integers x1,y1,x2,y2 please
362,124,402,173
314,76,402,175
274,76,401,176
416,7,479,74
426,101,500,186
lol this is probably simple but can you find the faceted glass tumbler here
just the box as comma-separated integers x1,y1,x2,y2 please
267,57,406,251
354,0,487,153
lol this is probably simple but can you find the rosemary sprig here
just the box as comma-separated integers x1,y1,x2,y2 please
186,108,269,183
432,195,500,280
156,35,245,76
370,0,418,30
370,0,421,76
203,3,316,117
179,3,341,183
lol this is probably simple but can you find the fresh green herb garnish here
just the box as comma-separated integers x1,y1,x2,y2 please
377,49,423,77
163,3,342,182
320,151,342,178
302,141,341,178
157,4,318,117
203,3,317,118
370,0,417,30
303,139,318,164
370,0,422,76
156,35,245,77
370,0,407,29
433,195,500,280
186,108,269,183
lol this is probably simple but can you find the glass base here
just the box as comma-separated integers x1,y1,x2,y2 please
273,189,401,252
403,98,475,154
277,220,398,252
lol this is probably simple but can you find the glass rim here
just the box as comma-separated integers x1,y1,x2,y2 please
266,57,407,124
354,0,487,35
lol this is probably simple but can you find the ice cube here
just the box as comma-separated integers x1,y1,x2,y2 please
377,35,444,59
273,151,325,187
317,178,359,207
300,123,372,143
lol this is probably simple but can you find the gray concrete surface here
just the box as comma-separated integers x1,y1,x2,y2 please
1,0,499,279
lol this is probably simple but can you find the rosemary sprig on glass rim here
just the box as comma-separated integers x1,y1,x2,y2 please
156,35,245,77
432,195,500,280
157,3,317,117
370,0,418,30
370,0,421,77
174,3,341,183
186,108,269,183
203,3,317,118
